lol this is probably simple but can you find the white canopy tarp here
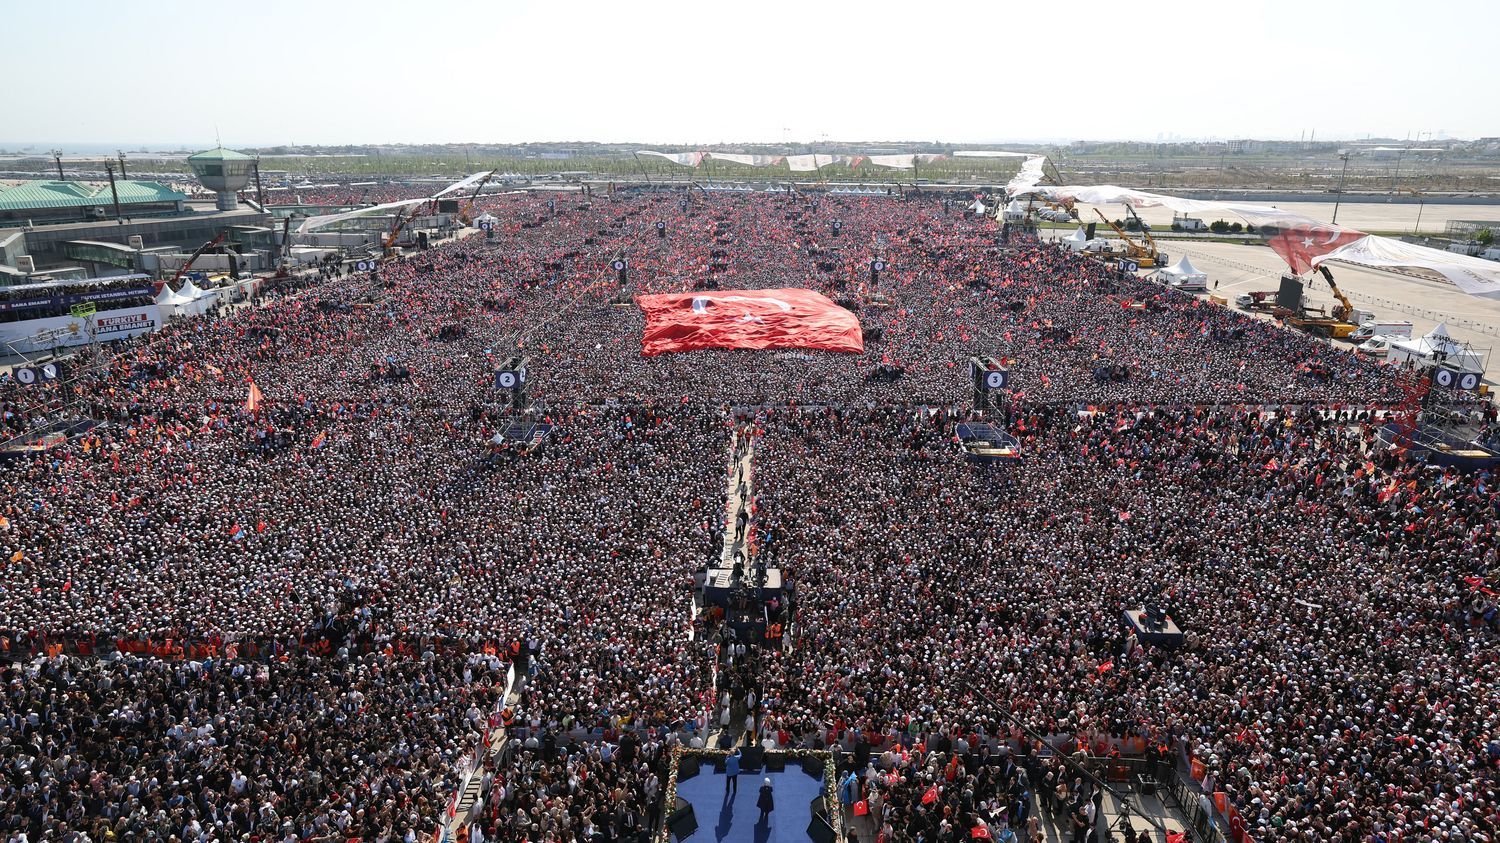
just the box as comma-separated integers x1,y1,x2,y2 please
1005,155,1049,196
296,171,492,234
431,170,495,199
1062,226,1090,252
1156,255,1209,288
637,150,704,167
1025,183,1327,229
706,153,783,167
862,153,945,169
786,154,846,172
1311,235,1500,299
159,282,211,317
297,197,427,234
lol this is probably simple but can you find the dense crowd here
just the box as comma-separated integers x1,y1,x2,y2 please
0,190,1493,842
748,404,1498,842
2,651,506,842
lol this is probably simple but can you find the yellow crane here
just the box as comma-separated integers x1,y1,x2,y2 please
1279,266,1361,339
1318,265,1357,323
457,169,497,225
1093,209,1166,267
1122,205,1168,268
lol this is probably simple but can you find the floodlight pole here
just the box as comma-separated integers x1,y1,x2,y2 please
252,159,266,207
1331,152,1351,226
104,164,123,222
52,150,64,181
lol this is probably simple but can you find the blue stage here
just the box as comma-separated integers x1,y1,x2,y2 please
675,767,824,843
955,421,1021,464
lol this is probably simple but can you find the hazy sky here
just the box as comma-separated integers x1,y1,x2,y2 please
3,0,1494,149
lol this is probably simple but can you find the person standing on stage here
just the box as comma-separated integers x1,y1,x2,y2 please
757,778,775,823
725,748,741,796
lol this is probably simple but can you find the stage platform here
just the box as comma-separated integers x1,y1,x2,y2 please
703,568,784,605
674,766,826,843
1378,422,1500,471
1122,607,1185,648
955,421,1021,464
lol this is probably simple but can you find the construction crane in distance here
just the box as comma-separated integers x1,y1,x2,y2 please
383,201,432,256
167,229,230,288
458,169,498,225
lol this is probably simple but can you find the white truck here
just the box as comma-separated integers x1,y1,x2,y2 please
1348,320,1413,343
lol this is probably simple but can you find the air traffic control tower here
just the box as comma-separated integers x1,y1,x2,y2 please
187,147,255,211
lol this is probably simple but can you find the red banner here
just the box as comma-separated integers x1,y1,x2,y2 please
637,288,864,356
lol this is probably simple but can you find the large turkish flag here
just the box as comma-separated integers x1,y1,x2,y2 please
637,288,864,356
1262,222,1365,275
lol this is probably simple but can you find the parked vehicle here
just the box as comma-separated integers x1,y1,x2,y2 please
1349,321,1413,343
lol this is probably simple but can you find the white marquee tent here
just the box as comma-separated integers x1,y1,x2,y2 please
1155,255,1209,289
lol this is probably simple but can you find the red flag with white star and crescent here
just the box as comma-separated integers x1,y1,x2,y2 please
636,288,864,355
1263,222,1365,275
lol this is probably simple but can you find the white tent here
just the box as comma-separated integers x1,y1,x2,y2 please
969,199,988,215
1062,226,1091,252
154,284,199,318
1003,200,1027,222
174,279,217,316
1387,323,1486,373
1156,255,1209,290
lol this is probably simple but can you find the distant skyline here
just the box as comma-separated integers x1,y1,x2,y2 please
2,0,1495,148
